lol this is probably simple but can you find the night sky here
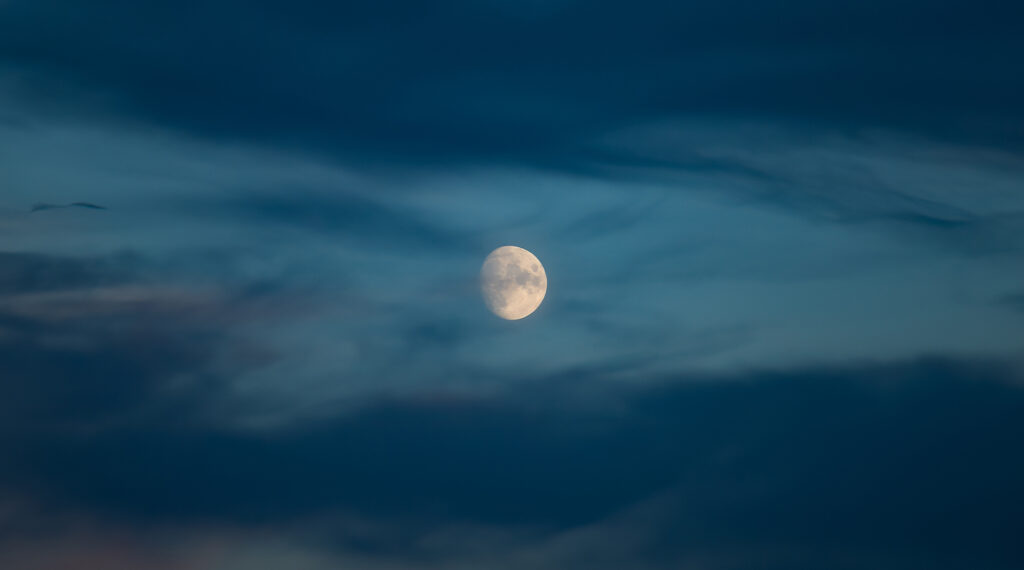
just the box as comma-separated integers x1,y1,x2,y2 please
2,1,1024,568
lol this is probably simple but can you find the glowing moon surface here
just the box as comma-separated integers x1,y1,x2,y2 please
480,246,547,320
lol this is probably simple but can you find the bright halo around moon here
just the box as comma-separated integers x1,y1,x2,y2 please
480,245,547,320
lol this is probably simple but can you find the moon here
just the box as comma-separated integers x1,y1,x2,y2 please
480,246,547,320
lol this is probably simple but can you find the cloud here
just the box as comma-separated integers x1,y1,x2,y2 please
3,114,1024,417
1,358,1023,568
31,202,107,212
0,251,141,295
584,121,1024,243
201,190,472,252
0,249,319,435
1,3,1022,568
998,292,1024,313
1,0,1022,172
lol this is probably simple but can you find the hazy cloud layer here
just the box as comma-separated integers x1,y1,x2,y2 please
3,117,1024,419
2,0,1023,567
2,359,1024,569
2,0,1024,168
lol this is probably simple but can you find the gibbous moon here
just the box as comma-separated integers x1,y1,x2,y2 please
481,246,547,320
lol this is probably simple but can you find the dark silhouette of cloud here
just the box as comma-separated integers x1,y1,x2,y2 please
1,0,1022,168
30,202,107,212
1,358,1022,568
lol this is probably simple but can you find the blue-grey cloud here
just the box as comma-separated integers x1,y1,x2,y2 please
998,292,1024,313
0,251,140,295
1,0,1022,168
202,190,473,251
1,358,1023,569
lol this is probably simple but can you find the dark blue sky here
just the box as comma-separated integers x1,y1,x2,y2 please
2,1,1024,568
